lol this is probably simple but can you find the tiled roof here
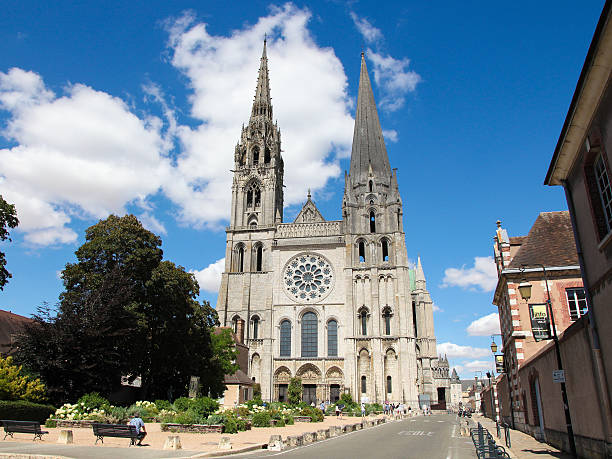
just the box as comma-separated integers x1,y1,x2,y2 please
509,236,527,245
0,310,33,355
224,369,253,385
508,211,578,268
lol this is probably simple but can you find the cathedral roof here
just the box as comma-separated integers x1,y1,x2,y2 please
294,190,325,223
349,54,392,185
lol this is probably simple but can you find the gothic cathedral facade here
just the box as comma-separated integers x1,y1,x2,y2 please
217,42,448,406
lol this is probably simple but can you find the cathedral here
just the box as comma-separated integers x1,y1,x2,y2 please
216,41,448,407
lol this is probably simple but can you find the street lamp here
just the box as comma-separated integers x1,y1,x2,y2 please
518,264,577,458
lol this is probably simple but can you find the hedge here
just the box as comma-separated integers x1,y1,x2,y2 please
0,400,56,423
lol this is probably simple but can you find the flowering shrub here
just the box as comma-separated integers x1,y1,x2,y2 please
252,411,271,427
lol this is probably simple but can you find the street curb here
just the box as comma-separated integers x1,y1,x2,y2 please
189,443,265,458
0,455,73,459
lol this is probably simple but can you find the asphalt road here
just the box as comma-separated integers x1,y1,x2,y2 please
236,413,476,459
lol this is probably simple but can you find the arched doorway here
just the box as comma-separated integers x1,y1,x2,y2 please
297,363,322,405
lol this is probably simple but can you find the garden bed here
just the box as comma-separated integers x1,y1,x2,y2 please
161,423,224,434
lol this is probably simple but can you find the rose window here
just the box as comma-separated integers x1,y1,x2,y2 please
283,253,334,302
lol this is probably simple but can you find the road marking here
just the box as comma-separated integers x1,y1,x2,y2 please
398,431,434,436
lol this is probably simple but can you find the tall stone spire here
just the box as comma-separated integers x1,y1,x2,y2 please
251,39,273,121
349,53,392,185
416,256,426,288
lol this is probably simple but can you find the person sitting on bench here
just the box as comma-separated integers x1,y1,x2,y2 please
128,412,146,446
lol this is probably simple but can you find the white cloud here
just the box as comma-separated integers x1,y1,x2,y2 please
349,12,383,45
432,303,442,312
437,342,491,359
382,129,398,143
0,68,172,246
442,256,498,292
467,313,501,336
191,258,225,293
165,5,354,226
0,5,356,245
453,360,495,377
367,50,421,112
139,212,167,236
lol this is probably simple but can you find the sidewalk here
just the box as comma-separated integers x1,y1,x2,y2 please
473,415,573,459
0,414,390,458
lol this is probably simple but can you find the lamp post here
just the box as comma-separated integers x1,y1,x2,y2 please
518,264,577,458
491,334,514,428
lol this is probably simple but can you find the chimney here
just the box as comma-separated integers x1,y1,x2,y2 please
236,319,245,345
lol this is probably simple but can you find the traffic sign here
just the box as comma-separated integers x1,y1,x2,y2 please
553,370,565,383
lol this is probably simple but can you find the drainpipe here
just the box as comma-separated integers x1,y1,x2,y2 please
563,180,612,447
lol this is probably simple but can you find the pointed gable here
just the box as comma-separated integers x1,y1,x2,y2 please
294,192,325,223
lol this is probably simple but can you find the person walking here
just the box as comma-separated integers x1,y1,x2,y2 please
360,402,366,418
335,404,340,418
129,412,147,446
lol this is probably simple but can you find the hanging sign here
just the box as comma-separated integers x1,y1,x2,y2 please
529,304,551,342
495,354,505,373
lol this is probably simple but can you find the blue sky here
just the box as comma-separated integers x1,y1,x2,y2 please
0,1,604,379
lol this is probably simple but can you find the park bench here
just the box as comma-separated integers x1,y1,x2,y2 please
1,420,48,441
92,422,139,446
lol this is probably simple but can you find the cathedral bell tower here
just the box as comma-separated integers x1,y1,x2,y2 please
230,39,284,229
342,54,403,236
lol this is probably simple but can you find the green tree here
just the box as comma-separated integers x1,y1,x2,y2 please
0,355,46,402
16,214,226,403
202,328,238,398
0,195,19,290
288,376,302,405
138,260,219,400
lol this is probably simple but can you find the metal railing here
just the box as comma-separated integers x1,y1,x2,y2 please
470,422,510,458
495,421,511,448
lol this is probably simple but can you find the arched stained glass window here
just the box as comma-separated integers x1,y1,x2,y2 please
256,245,263,271
280,320,291,357
236,246,244,273
327,320,338,357
383,308,391,335
301,312,318,357
252,316,260,340
369,211,376,233
359,309,368,336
